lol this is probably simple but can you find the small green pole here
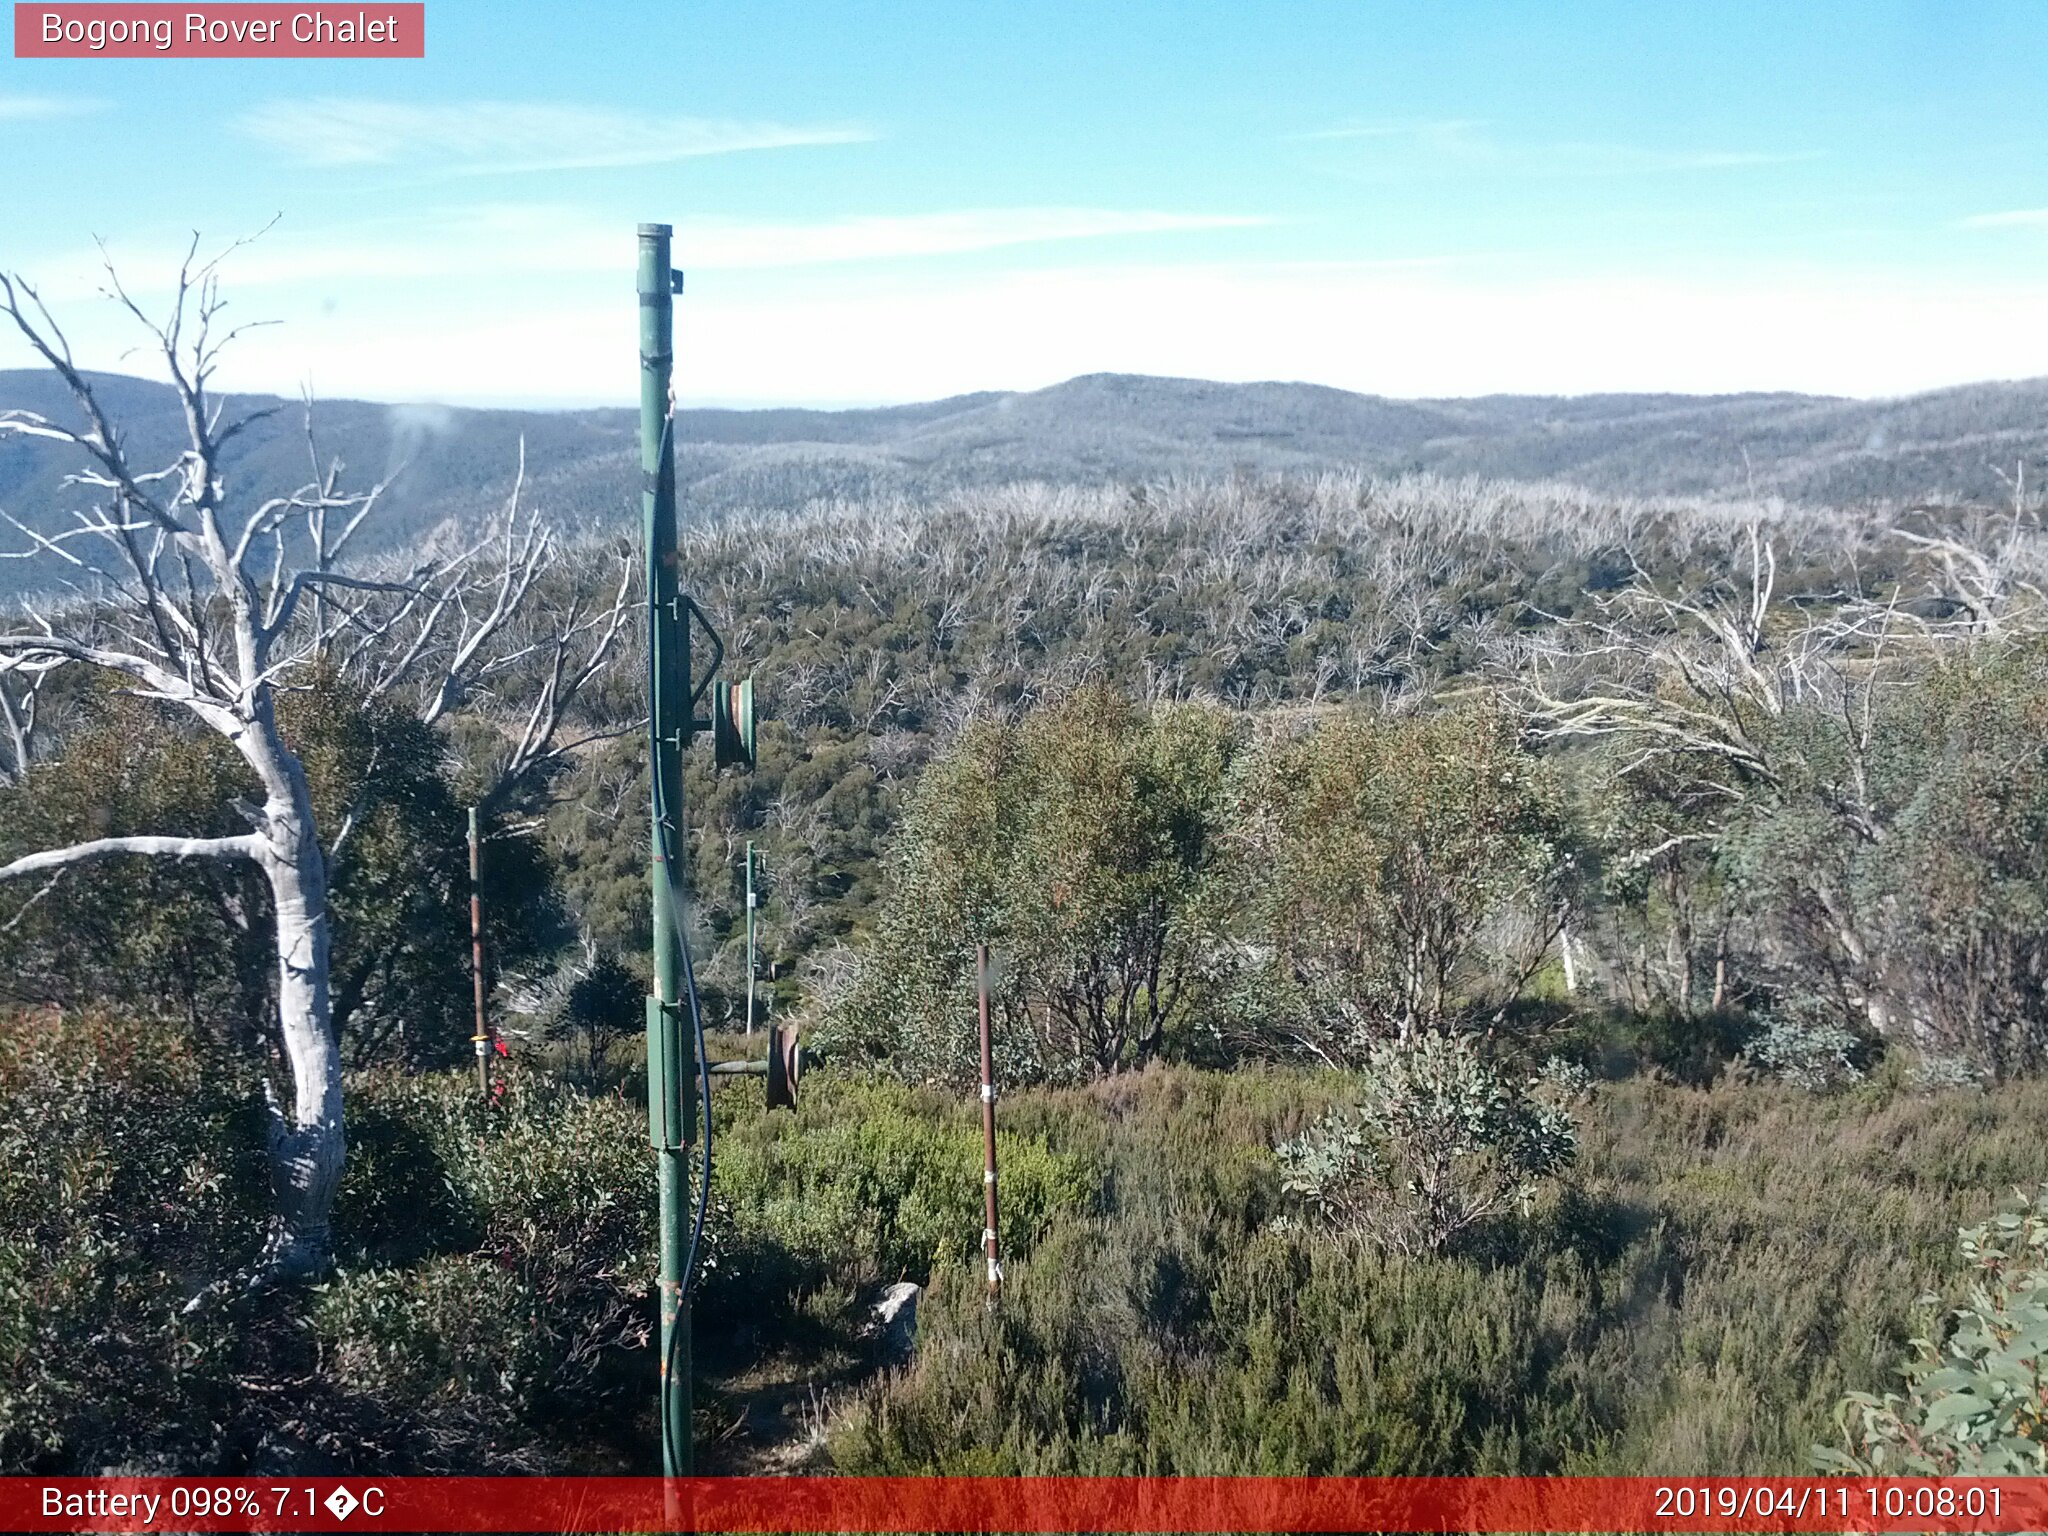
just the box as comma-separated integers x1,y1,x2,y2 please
744,840,757,1038
639,221,695,1478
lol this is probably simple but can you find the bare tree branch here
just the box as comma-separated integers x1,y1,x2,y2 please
0,832,261,882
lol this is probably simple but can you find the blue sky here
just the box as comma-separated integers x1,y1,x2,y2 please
3,0,2047,405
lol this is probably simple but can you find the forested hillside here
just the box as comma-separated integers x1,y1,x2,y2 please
6,367,2048,598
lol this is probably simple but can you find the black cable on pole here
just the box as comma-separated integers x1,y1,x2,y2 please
650,639,713,1473
677,877,713,1300
648,411,714,1474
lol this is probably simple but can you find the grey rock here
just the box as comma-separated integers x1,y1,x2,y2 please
872,1280,920,1360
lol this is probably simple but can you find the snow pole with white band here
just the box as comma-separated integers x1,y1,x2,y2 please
976,942,1002,1304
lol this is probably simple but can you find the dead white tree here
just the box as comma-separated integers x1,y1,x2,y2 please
0,240,629,1284
1891,503,2048,638
1508,523,1922,1021
1515,526,1850,789
0,656,53,783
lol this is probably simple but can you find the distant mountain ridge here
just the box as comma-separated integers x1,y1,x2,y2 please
2,369,2044,595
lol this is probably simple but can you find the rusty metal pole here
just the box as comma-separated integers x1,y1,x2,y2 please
977,943,1001,1305
744,840,757,1038
468,805,489,1098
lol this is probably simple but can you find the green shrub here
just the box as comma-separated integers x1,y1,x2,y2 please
1275,1034,1577,1255
333,1069,658,1440
1721,647,2048,1078
1227,705,1569,1061
706,1076,1098,1319
827,686,1237,1086
1535,1055,1595,1102
310,1257,541,1467
0,1009,264,1472
0,1008,659,1474
539,947,644,1083
1743,1004,1866,1093
1820,1183,2048,1474
1910,1052,1988,1093
14,998,2048,1480
837,1065,2048,1476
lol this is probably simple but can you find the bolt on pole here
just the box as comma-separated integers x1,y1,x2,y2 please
468,806,489,1099
639,221,696,1479
977,943,1002,1305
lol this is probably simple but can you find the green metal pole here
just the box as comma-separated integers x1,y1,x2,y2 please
638,222,695,1478
744,840,757,1038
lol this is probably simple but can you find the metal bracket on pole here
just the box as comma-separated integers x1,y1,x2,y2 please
684,595,725,714
702,1022,803,1111
645,996,689,1152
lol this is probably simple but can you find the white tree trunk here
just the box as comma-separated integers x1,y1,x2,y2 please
252,760,345,1284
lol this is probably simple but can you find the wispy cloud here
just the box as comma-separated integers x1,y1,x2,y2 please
1293,118,1817,176
233,98,872,172
0,93,107,121
51,205,1272,295
679,208,1272,268
1959,208,2048,229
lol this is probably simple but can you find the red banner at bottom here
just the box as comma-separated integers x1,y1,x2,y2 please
6,1476,2044,1533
